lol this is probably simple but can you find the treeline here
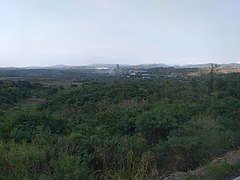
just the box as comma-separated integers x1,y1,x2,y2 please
0,74,240,179
0,69,110,78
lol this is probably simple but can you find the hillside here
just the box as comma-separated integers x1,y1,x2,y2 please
161,149,240,180
0,72,240,179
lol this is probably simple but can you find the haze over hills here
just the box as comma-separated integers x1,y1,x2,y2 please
1,63,240,80
1,63,240,70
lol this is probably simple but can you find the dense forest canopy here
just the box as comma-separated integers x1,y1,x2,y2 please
0,72,240,179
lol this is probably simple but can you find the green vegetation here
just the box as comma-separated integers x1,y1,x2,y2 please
204,162,240,180
0,73,240,179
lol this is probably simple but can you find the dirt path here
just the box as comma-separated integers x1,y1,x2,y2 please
160,149,240,180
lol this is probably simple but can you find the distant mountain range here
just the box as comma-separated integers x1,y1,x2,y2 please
180,63,240,68
1,63,240,70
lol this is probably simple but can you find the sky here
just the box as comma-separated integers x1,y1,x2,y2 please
0,0,240,67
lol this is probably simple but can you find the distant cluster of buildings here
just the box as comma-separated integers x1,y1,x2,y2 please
113,64,151,79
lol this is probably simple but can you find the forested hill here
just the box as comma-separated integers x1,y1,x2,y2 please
0,68,111,78
0,73,240,179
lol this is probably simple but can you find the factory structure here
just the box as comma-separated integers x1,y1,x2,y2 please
113,64,151,79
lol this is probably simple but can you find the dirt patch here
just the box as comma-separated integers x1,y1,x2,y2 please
211,150,240,165
160,149,240,180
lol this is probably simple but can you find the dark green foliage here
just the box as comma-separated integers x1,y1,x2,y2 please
204,162,240,180
0,80,31,106
0,142,48,179
1,74,240,179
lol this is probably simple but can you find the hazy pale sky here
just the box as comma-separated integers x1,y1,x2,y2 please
0,0,240,67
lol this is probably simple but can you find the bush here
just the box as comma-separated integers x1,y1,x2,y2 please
0,142,48,179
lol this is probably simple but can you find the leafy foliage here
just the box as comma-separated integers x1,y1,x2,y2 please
0,74,240,179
